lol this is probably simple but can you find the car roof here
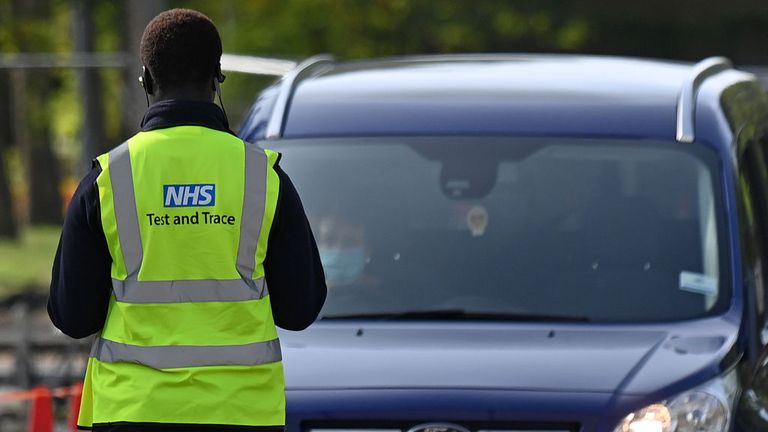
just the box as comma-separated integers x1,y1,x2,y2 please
244,54,758,144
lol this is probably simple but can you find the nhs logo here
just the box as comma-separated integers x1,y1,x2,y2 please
164,184,215,207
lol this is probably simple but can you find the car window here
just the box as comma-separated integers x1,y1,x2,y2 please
271,136,727,322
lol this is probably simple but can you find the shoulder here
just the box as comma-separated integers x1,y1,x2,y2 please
65,161,104,232
243,143,284,185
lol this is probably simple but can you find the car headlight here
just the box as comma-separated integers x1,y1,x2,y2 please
613,368,740,432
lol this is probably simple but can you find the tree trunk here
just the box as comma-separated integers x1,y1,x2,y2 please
74,0,107,174
12,0,63,226
120,0,168,142
11,70,63,226
26,140,62,225
0,71,18,239
0,155,18,239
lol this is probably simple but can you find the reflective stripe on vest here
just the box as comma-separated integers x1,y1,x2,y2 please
111,277,268,303
90,337,282,369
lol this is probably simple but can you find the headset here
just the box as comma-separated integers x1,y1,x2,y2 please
138,66,152,107
213,64,228,126
138,64,229,126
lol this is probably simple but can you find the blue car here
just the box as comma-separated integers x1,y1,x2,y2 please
238,54,768,432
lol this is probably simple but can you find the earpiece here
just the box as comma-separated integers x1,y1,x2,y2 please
138,66,154,94
214,64,229,127
217,64,226,84
138,66,153,107
212,65,226,91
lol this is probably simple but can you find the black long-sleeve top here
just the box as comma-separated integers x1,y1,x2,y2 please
48,100,327,337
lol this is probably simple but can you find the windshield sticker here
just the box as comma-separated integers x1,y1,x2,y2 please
679,271,718,295
466,206,488,237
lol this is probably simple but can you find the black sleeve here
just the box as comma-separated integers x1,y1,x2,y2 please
264,164,327,331
48,164,113,339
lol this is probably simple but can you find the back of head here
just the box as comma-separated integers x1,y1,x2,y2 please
140,8,222,92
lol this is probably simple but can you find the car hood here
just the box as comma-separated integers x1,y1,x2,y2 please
279,318,739,395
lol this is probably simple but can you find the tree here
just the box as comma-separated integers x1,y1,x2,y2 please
73,0,107,172
0,70,18,239
120,0,168,141
9,0,63,226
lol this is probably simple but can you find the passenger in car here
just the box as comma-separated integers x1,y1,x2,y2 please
314,213,398,315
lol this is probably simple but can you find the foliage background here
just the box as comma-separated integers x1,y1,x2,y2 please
0,0,767,295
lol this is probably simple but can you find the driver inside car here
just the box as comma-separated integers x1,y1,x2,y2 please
314,213,396,315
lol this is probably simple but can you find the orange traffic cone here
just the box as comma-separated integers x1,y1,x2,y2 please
27,386,53,432
68,383,83,432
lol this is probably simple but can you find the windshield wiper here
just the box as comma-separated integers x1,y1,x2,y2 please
321,309,590,322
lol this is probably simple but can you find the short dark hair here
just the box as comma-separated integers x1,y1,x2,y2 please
140,8,222,91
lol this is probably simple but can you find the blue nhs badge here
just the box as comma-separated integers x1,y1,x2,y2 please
163,184,216,207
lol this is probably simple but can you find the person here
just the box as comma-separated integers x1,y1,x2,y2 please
47,8,326,432
315,214,370,288
312,212,409,316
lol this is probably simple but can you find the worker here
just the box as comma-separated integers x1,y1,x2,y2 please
47,8,327,432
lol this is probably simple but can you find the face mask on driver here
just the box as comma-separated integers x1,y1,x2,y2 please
319,247,366,286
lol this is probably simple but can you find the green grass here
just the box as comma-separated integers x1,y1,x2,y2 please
0,226,61,296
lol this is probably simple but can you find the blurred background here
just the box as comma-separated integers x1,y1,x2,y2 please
0,0,766,429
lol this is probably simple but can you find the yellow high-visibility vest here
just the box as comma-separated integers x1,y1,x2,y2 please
78,125,285,428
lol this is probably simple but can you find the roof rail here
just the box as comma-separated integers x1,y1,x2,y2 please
266,54,335,140
676,56,733,143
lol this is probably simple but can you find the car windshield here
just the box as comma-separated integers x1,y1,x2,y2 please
269,136,726,323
